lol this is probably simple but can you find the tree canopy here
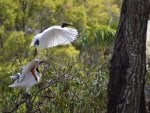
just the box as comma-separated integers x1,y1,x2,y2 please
0,0,120,112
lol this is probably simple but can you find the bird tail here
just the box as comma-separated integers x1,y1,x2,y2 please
10,73,20,81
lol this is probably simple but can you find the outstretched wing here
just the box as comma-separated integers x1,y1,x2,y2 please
34,26,78,48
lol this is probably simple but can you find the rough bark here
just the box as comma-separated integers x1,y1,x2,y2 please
107,0,150,113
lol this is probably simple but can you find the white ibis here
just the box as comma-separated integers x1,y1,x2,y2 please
9,59,42,93
30,22,78,48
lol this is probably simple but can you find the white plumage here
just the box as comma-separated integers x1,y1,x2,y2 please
30,23,78,48
9,59,41,93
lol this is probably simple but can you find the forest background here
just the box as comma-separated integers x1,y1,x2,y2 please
0,0,133,113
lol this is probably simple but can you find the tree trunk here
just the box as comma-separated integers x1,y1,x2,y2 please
107,0,149,113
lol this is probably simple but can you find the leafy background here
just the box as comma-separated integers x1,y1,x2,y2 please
0,0,121,112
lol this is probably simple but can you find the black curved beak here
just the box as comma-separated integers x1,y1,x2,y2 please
39,61,44,64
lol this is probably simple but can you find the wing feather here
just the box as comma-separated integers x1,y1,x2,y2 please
36,26,78,48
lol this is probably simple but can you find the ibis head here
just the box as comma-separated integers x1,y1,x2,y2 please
61,22,72,28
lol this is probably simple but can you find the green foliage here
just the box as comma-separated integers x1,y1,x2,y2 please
0,0,120,112
53,45,79,59
81,25,115,48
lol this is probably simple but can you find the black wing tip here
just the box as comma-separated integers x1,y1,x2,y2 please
34,39,40,46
